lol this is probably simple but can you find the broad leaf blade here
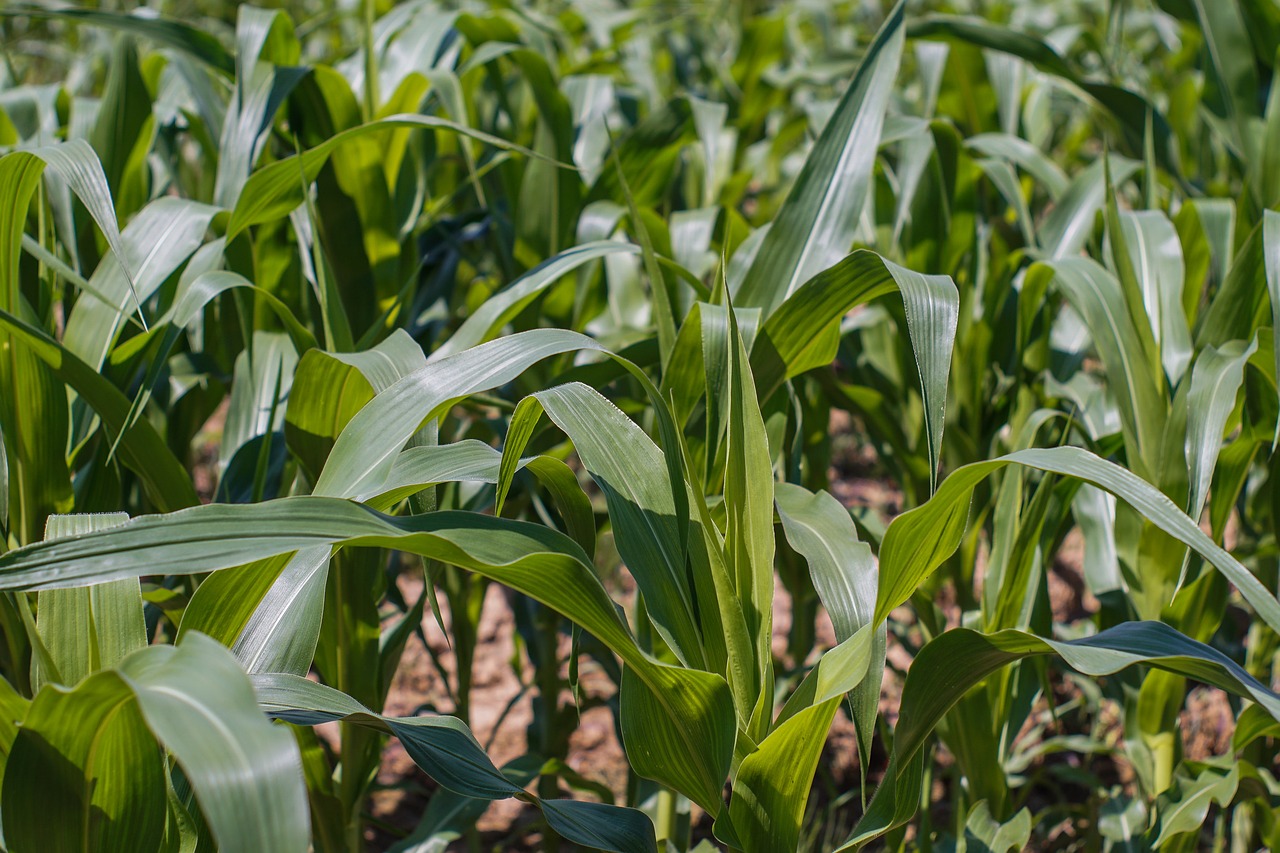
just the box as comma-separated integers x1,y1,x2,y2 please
874,446,1280,633
0,497,735,816
119,633,310,853
35,512,140,691
845,622,1280,847
2,668,167,853
734,2,905,315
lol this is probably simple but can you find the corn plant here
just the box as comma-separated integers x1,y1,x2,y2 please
1,0,1280,851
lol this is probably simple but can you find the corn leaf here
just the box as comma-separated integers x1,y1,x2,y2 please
253,672,657,853
734,1,905,315
721,697,841,853
431,240,638,359
226,114,563,241
2,666,168,852
845,621,1280,847
33,513,141,691
775,483,882,773
0,497,736,816
751,250,957,488
6,633,309,853
874,446,1280,632
0,6,234,75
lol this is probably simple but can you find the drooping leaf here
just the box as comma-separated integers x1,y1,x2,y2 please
874,446,1280,633
118,633,310,852
0,496,736,816
253,673,657,853
845,621,1280,847
6,633,309,853
751,250,957,488
775,484,882,771
497,383,705,670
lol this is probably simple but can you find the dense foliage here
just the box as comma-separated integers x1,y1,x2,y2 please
0,0,1279,850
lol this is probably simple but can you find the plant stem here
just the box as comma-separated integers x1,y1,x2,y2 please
536,604,562,852
655,788,678,848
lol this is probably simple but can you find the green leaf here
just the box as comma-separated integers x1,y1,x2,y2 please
0,497,735,817
498,383,705,670
1191,203,1248,346
1027,259,1165,481
0,306,198,512
774,486,875,634
213,5,305,208
2,666,168,853
1181,0,1259,143
751,250,957,488
218,331,297,500
908,16,1178,174
962,801,1032,853
721,697,841,853
283,337,389,483
1117,210,1193,386
370,441,505,504
5,633,309,853
64,199,221,371
0,5,234,75
115,269,316,448
87,36,151,215
254,671,656,853
776,624,876,731
844,621,1280,847
1072,484,1123,595
432,241,638,359
314,330,604,499
0,141,154,539
775,484,881,770
0,154,69,542
618,664,735,817
873,446,1280,633
1261,210,1280,443
721,300,775,716
179,547,331,677
1149,763,1239,847
10,143,141,317
1185,339,1254,522
734,1,905,315
965,133,1068,199
34,513,142,692
119,633,310,852
1102,168,1163,387
1038,156,1139,260
540,799,656,853
226,114,565,241
1233,702,1280,750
